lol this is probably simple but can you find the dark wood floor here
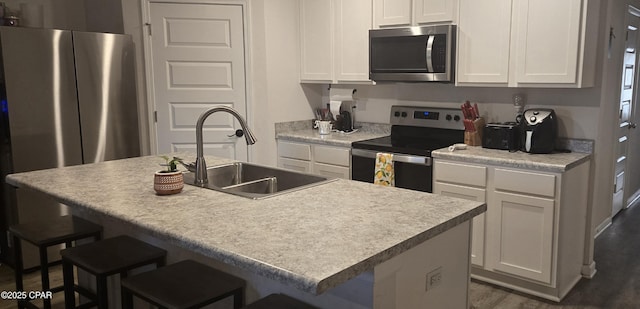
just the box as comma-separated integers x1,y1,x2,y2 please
1,204,638,308
470,202,640,308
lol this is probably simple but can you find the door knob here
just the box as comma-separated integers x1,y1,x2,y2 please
227,129,244,137
630,123,637,129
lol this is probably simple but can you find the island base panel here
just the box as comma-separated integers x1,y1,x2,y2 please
374,221,471,309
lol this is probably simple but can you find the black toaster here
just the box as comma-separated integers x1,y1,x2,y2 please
482,122,520,151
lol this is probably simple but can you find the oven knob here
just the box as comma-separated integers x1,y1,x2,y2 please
401,112,407,117
446,114,452,121
453,115,460,121
394,111,400,117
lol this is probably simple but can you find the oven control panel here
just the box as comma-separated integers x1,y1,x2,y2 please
390,106,464,130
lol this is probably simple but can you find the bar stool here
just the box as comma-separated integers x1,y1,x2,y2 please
121,260,245,309
9,215,103,309
243,294,319,309
60,235,166,309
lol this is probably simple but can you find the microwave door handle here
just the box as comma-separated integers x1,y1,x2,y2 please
426,35,435,72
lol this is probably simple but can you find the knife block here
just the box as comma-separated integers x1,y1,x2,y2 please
464,117,484,146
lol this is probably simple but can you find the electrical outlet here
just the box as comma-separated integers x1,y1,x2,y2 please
426,267,442,291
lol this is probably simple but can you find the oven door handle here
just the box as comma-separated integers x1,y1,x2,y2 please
351,149,432,166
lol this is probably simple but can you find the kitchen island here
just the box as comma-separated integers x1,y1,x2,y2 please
6,154,485,308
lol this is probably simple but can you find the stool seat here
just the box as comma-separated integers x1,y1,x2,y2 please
121,260,245,309
9,215,102,309
9,215,103,247
61,235,166,309
243,294,318,309
60,235,166,276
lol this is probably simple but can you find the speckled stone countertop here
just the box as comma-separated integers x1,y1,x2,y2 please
276,121,390,147
6,154,485,295
432,146,591,172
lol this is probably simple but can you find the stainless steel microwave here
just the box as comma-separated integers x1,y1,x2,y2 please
369,25,456,82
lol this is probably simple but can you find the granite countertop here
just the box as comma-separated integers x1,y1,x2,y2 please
6,154,485,295
275,120,390,147
432,146,591,172
276,129,388,147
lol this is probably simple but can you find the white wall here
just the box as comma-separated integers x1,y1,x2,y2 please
2,0,86,30
249,0,320,166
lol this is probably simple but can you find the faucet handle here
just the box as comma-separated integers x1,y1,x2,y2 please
227,129,244,138
179,161,197,173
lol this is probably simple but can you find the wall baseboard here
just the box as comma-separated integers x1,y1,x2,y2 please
594,217,612,239
581,261,597,279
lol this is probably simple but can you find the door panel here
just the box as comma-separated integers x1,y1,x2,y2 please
614,6,640,216
434,182,486,267
490,192,554,284
149,3,247,160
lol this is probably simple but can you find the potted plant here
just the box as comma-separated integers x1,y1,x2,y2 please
154,156,184,195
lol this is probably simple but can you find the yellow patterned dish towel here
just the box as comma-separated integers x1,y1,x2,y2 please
374,153,394,186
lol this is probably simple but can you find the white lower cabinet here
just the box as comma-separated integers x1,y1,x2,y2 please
434,182,486,267
277,140,351,179
434,158,590,301
278,157,312,173
489,191,555,284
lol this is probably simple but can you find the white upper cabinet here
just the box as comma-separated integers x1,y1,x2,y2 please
414,0,457,24
457,0,598,88
373,0,458,28
334,0,372,82
300,0,372,84
457,0,512,84
513,0,582,84
300,0,333,82
374,0,412,27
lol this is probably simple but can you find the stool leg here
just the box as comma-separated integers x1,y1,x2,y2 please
39,246,51,309
13,235,25,309
62,260,75,309
233,288,244,309
96,275,108,309
121,285,133,309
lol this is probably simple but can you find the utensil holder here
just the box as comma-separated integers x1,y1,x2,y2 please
464,117,485,146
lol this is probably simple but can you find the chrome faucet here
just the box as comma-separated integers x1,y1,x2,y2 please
194,106,257,185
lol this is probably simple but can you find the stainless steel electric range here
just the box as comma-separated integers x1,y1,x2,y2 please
351,105,465,193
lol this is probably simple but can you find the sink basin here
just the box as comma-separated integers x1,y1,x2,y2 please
183,162,336,199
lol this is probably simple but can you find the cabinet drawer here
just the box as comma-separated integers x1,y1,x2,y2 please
278,141,311,161
313,162,350,179
278,157,312,173
314,145,350,166
434,161,487,187
494,168,556,198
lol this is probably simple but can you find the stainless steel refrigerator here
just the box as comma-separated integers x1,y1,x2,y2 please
0,26,140,267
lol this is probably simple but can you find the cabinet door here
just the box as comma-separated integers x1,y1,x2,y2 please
489,191,555,284
300,0,333,81
434,182,486,267
314,162,350,179
513,0,582,84
334,0,371,82
413,0,457,24
278,157,312,173
374,0,412,28
457,0,511,84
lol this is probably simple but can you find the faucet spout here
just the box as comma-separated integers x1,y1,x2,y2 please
194,106,256,185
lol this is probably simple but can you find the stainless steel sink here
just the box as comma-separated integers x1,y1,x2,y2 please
183,162,336,199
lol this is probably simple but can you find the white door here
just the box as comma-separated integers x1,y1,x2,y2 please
615,6,640,216
148,2,247,160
